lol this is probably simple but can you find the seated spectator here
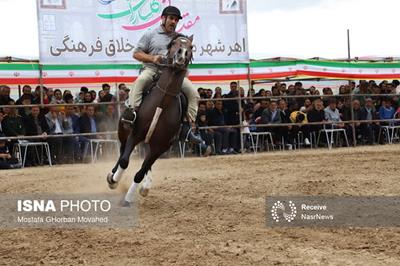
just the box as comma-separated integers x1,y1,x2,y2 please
78,105,99,161
213,87,223,99
307,99,325,134
23,106,50,166
98,90,106,104
75,91,85,103
118,89,128,114
101,84,115,102
2,99,25,137
286,85,295,96
241,111,257,134
253,99,270,119
24,106,50,137
89,90,97,102
300,98,313,113
197,87,206,98
17,94,33,118
353,80,369,106
322,87,334,106
206,89,213,99
0,134,21,169
289,110,310,145
47,88,54,102
345,100,364,143
78,105,99,136
324,98,344,127
260,100,283,144
118,88,128,102
61,105,80,162
0,85,12,107
98,104,118,138
360,98,380,144
260,100,281,125
76,87,89,103
84,92,94,103
63,90,72,99
51,89,65,104
279,99,291,145
379,98,395,125
207,100,239,155
308,86,317,95
45,107,64,164
244,88,255,109
195,111,213,156
2,99,25,152
64,93,74,104
324,97,351,145
205,100,214,113
241,111,257,151
16,85,34,105
32,86,50,105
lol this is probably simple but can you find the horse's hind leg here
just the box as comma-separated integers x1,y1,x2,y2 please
124,145,167,203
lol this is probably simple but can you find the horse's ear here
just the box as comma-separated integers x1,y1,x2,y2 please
188,35,194,42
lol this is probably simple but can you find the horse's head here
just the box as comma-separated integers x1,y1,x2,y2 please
166,34,194,70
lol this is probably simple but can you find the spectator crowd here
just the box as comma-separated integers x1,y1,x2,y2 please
0,83,131,168
1,79,400,168
195,80,400,154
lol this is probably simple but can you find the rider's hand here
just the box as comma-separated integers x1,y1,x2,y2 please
152,55,163,64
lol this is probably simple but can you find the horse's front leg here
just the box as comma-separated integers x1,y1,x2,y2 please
107,132,140,189
123,144,168,205
107,142,126,189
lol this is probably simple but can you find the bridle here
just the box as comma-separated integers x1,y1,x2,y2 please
158,36,193,70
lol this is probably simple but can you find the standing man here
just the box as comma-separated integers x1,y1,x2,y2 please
121,6,201,143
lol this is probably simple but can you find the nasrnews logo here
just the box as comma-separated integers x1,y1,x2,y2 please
271,201,334,223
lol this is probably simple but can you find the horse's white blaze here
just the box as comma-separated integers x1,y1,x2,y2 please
112,166,124,183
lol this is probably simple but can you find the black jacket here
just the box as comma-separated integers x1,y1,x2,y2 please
23,114,50,136
78,115,99,134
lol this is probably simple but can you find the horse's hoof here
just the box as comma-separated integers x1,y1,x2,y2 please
139,186,149,197
107,172,118,190
121,200,131,208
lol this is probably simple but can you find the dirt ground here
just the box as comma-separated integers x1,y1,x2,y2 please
1,145,400,266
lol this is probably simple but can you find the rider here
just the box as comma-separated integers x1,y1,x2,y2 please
122,6,202,144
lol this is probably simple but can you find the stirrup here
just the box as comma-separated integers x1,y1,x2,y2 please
121,108,137,126
121,117,135,126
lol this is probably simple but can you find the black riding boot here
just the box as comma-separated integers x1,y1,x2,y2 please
181,121,203,144
121,107,137,128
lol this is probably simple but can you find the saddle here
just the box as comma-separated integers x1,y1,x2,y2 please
141,70,188,123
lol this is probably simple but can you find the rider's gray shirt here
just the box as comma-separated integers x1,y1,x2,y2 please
134,26,175,70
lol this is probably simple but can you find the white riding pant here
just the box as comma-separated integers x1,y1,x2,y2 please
128,68,199,122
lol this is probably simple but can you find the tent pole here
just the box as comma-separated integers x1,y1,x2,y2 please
348,29,357,147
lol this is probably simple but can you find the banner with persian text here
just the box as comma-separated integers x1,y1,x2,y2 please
36,0,249,64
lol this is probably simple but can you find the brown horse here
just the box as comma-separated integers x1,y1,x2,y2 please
107,34,194,206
